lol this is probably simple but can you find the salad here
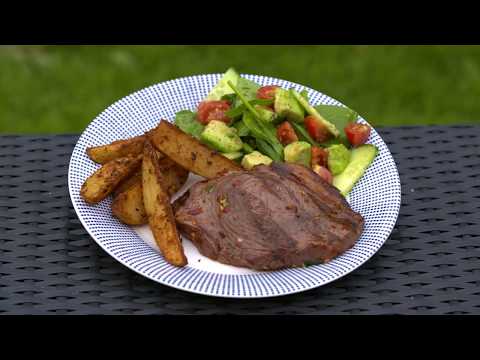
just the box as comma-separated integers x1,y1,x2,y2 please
174,68,377,196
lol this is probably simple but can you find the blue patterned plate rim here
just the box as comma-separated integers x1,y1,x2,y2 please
68,73,401,298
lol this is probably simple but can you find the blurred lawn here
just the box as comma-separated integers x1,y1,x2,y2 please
1,45,480,133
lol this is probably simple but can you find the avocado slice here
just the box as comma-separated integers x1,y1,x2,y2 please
284,141,312,167
327,144,351,175
206,68,241,101
255,105,277,123
200,120,243,153
241,151,273,170
291,90,340,137
332,144,378,196
274,88,304,123
221,151,244,161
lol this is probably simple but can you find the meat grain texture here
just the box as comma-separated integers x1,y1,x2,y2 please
174,163,364,271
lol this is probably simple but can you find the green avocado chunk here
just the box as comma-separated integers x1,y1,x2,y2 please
327,144,351,175
284,141,312,167
255,105,277,123
241,151,273,170
274,88,304,123
200,120,243,153
221,151,244,161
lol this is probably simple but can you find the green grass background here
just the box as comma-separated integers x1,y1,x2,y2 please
1,45,479,133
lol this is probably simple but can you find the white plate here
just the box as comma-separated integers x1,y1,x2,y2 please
68,73,401,298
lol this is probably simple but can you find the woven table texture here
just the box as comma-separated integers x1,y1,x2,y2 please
0,126,479,314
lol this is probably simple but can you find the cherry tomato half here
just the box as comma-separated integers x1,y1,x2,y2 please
257,85,280,100
312,165,333,184
311,146,328,168
197,100,231,125
344,122,371,147
304,116,331,143
276,121,299,145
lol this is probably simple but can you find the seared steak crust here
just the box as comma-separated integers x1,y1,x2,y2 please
174,163,364,270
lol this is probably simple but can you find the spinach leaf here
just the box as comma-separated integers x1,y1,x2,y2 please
242,142,255,154
256,139,282,162
242,112,283,160
221,93,237,104
314,105,358,146
174,110,204,139
233,119,250,137
226,104,246,119
242,112,268,141
242,136,257,151
226,98,273,119
228,81,284,160
236,77,260,101
290,121,320,147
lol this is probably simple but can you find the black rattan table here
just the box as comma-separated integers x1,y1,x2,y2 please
1,126,479,314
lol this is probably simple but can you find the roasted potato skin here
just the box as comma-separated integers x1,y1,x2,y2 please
142,140,187,267
148,121,241,179
80,154,142,204
111,154,187,225
86,135,146,164
111,179,147,225
157,153,189,196
114,170,142,197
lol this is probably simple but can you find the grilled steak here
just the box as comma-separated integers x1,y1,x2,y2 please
174,163,364,270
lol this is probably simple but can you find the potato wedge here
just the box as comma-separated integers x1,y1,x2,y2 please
115,152,188,197
142,140,187,267
111,179,147,225
111,152,188,225
114,170,142,197
148,120,241,179
80,154,142,204
157,152,189,196
86,135,146,164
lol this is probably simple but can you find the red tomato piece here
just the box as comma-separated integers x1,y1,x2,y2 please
344,122,371,147
312,165,333,184
276,121,299,145
304,116,331,143
257,85,280,100
311,146,328,168
197,100,231,125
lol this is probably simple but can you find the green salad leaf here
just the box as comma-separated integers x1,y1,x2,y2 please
221,93,237,104
226,98,273,119
243,137,257,151
242,142,255,153
174,110,204,139
289,121,320,147
242,112,283,160
233,119,250,137
236,77,260,101
228,81,284,160
256,139,282,162
314,105,358,146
